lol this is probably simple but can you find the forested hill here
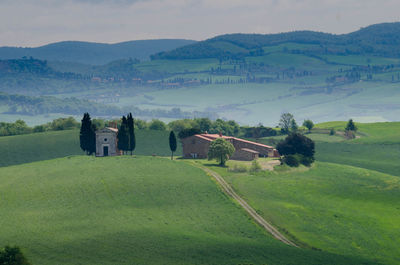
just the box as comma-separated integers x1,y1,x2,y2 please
151,22,400,60
0,39,196,65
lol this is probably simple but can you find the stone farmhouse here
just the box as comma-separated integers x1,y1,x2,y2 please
95,127,121,157
181,133,279,161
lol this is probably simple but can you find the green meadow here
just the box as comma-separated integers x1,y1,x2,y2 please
0,121,399,264
0,129,181,167
198,160,400,265
0,156,369,265
315,122,400,176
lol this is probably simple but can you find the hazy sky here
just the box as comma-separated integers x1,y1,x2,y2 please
1,0,399,47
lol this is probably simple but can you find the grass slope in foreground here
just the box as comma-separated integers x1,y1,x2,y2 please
202,160,400,265
0,156,371,265
0,129,182,167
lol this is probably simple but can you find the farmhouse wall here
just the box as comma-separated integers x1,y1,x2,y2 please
181,133,279,160
231,148,259,161
181,135,211,158
231,138,275,157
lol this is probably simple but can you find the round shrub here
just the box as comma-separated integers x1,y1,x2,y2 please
283,154,300,167
300,155,314,167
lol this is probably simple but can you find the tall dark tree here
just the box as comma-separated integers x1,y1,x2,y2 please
345,119,357,132
80,113,96,155
169,131,177,160
118,116,128,154
276,132,315,160
127,113,136,155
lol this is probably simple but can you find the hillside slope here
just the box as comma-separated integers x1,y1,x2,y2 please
152,22,400,59
0,39,196,65
0,156,372,265
315,122,400,176
203,160,400,265
0,129,182,167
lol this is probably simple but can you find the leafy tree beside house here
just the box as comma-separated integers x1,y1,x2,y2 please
208,138,235,166
277,133,315,167
169,131,177,160
80,112,96,155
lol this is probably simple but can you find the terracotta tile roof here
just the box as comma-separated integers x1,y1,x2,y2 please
200,134,233,140
198,134,275,149
240,148,260,154
232,137,275,149
194,134,213,141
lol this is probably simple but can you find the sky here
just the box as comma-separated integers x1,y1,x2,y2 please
1,0,400,47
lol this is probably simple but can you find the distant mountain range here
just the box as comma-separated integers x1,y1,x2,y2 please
2,23,400,66
152,22,400,60
0,39,196,65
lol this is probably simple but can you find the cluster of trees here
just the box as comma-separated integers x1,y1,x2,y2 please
0,117,80,137
0,92,216,120
79,112,180,159
117,113,136,155
278,113,315,135
277,133,315,167
168,118,278,138
79,113,96,155
279,113,299,134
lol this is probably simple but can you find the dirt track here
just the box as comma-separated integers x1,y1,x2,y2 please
198,165,298,247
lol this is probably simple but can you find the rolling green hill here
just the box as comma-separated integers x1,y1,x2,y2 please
314,122,400,176
0,129,182,167
256,122,400,177
2,23,400,125
0,156,369,265
201,160,400,265
0,39,196,65
152,22,400,60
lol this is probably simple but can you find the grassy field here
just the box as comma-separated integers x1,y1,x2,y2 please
254,122,400,177
0,129,182,167
198,160,400,265
0,156,370,265
314,122,400,176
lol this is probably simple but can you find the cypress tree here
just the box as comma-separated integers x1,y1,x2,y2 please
345,119,357,132
169,131,177,160
80,113,96,155
127,113,136,155
88,123,97,155
118,116,128,155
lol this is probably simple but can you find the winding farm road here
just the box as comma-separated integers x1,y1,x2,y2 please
197,165,298,247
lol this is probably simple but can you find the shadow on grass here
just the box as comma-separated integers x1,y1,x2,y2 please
30,229,381,265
